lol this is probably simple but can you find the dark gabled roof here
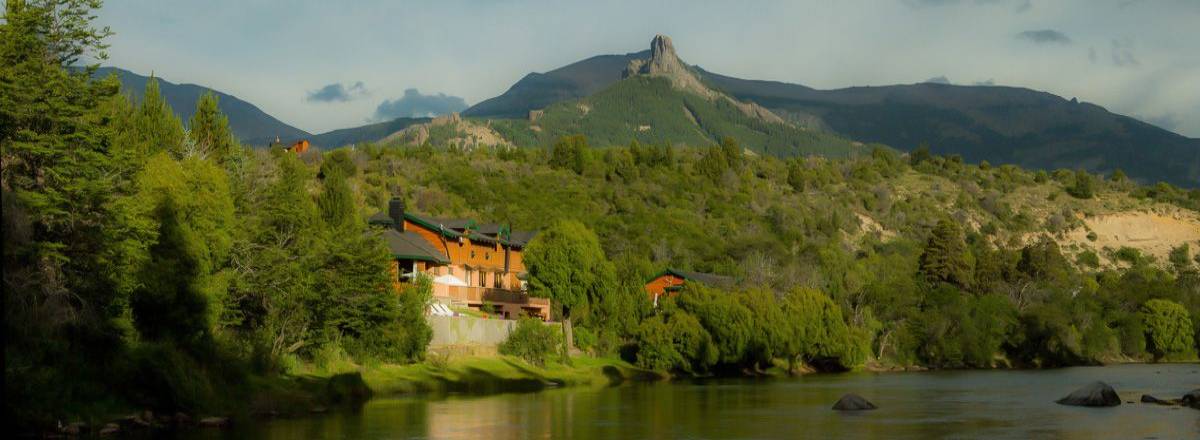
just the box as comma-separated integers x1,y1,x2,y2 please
369,210,536,248
649,268,735,288
381,229,449,263
506,230,537,248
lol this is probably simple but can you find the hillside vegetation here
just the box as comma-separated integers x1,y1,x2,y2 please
486,76,868,158
342,136,1200,372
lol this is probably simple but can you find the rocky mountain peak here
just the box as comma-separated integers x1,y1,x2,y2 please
624,34,715,98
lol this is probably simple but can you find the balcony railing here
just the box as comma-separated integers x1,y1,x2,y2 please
436,285,549,307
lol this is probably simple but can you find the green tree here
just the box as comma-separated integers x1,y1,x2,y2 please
1141,299,1195,361
918,218,974,288
226,152,321,358
779,287,862,371
317,168,356,231
524,219,618,355
133,77,185,157
130,154,235,352
549,135,587,174
634,301,718,374
909,143,933,166
1066,169,1095,199
188,92,238,164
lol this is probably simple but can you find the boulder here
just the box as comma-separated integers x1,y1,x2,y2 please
1183,389,1200,409
1140,394,1173,405
1056,381,1121,407
832,393,878,411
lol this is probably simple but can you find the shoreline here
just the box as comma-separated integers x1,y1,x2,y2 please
35,356,1198,437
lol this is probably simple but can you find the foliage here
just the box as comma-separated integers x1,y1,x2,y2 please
1140,299,1195,361
499,318,563,366
918,218,973,288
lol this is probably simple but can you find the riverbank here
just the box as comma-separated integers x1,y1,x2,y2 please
35,355,664,437
248,354,664,416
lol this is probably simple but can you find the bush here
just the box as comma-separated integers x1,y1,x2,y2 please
633,307,718,374
499,318,563,366
1141,299,1195,361
573,326,597,352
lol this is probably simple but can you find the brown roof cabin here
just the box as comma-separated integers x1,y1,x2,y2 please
370,198,550,321
285,139,310,154
645,268,734,306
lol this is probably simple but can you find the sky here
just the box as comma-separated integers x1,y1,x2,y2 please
93,0,1200,137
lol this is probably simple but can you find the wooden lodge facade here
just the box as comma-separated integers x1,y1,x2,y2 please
371,198,550,320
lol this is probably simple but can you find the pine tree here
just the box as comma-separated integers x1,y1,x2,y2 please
317,168,356,232
188,92,238,164
135,76,185,157
918,218,974,288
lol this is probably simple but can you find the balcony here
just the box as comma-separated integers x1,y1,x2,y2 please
435,284,549,307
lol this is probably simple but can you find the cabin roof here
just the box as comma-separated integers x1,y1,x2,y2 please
381,229,450,263
368,210,535,248
648,268,735,288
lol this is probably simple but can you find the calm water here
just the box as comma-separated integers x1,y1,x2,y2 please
187,364,1198,439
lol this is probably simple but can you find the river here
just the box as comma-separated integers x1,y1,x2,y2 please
182,363,1197,439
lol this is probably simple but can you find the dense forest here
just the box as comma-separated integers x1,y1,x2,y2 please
4,0,1199,429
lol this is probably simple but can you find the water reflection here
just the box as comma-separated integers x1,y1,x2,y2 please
184,363,1199,439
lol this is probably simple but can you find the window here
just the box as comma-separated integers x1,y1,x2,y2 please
493,272,503,289
465,270,471,286
478,271,487,287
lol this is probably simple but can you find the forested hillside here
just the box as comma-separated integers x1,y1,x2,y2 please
488,76,868,158
343,134,1200,372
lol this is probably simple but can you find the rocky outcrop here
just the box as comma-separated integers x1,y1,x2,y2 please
832,393,878,411
1140,394,1172,405
1056,382,1121,407
1183,389,1200,409
622,35,785,124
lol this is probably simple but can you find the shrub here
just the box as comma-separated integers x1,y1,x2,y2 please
1075,250,1100,268
499,318,563,366
573,326,597,352
1141,299,1195,361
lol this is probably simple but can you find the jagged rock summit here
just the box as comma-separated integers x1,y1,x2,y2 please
623,35,713,97
623,34,784,124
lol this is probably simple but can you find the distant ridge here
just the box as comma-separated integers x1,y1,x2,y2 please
462,37,1200,186
95,67,310,145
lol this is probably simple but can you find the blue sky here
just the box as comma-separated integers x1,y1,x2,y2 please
95,0,1200,136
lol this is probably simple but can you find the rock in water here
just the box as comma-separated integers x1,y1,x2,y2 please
1056,382,1121,407
1140,394,1172,405
1183,389,1200,409
832,393,878,411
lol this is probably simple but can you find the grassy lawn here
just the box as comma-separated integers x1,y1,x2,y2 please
282,354,664,401
361,355,664,396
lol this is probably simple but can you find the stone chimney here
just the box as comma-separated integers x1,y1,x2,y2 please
388,197,405,232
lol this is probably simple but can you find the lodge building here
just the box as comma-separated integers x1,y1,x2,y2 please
644,268,734,306
370,198,550,320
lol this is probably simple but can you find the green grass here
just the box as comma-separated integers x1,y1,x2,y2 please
290,355,665,398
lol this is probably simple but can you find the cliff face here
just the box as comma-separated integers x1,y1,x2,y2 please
623,35,716,99
623,35,785,124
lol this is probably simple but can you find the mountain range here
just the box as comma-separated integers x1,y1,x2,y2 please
100,35,1200,186
95,67,310,144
